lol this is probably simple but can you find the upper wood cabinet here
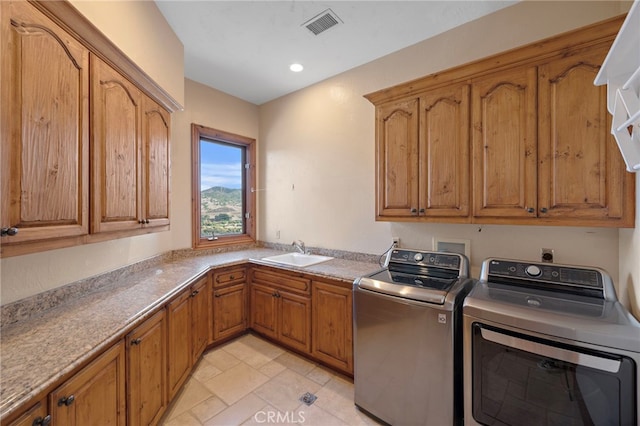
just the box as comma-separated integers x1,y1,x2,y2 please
472,65,538,219
375,98,419,217
91,55,143,233
376,84,470,220
366,15,634,228
1,0,89,245
142,97,171,228
0,0,175,257
419,83,470,218
537,43,632,225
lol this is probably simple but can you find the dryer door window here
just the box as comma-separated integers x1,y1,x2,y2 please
471,323,636,426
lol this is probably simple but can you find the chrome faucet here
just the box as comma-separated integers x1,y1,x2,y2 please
292,240,306,254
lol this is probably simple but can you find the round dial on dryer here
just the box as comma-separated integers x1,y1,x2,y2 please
414,253,424,262
525,265,542,277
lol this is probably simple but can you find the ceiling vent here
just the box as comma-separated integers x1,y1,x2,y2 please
302,9,342,36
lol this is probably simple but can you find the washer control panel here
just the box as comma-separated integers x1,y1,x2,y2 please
388,249,461,270
486,259,603,289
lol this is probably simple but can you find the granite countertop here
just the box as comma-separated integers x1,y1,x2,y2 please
0,247,382,420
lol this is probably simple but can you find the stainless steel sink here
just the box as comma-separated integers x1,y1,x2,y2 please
260,252,334,267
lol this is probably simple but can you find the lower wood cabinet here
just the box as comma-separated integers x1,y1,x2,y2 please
6,399,49,426
212,267,248,342
312,280,353,374
191,276,211,362
250,267,312,354
5,264,359,424
127,309,167,426
50,341,126,426
167,275,210,400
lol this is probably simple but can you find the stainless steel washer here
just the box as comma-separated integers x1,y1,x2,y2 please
463,258,640,426
354,249,473,426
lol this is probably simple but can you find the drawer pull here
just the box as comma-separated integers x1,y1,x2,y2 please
131,338,142,346
0,227,18,237
214,293,221,298
57,395,75,406
32,415,51,426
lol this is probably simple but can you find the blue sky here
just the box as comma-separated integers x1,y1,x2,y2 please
200,140,242,190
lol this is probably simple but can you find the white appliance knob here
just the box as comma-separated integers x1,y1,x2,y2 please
526,265,542,277
414,253,424,262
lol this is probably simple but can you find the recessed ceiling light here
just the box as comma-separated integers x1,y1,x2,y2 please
290,63,304,72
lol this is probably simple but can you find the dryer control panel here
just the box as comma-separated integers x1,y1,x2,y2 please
481,259,613,300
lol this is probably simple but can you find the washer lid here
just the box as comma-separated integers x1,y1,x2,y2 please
356,269,455,304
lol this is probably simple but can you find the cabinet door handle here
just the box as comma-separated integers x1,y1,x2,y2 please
526,207,535,213
32,415,51,426
410,208,417,214
0,227,18,237
57,395,75,406
540,207,548,213
190,290,199,297
214,293,221,298
131,338,142,346
31,414,51,426
419,208,425,214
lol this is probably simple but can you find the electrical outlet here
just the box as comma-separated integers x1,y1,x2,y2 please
392,237,400,248
276,230,281,240
541,248,554,263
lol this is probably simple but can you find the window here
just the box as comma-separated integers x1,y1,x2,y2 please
191,124,256,249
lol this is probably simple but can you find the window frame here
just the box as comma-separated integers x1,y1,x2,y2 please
191,124,256,249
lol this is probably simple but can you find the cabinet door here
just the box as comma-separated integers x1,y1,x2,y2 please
0,0,89,244
127,310,166,426
91,54,143,233
419,84,470,218
312,281,353,374
191,277,211,362
167,290,192,400
250,284,278,338
50,341,125,426
213,283,247,342
141,96,170,228
376,98,420,218
538,44,634,225
472,65,538,219
278,290,311,353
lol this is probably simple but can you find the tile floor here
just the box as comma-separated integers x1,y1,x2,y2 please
159,333,382,426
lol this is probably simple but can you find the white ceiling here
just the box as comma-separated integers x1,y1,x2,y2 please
155,1,517,105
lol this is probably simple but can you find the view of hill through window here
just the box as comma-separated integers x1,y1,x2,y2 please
200,139,245,238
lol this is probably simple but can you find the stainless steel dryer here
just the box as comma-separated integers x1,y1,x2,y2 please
463,258,640,426
354,249,473,426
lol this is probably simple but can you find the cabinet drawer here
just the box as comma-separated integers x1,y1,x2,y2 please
251,268,310,295
213,267,246,288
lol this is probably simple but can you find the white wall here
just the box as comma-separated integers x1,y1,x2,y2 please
258,1,632,294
